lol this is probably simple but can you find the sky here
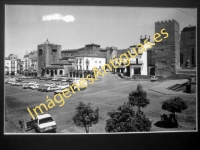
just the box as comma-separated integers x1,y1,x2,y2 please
5,5,197,59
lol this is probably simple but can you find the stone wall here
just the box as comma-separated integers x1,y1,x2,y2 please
37,42,61,77
154,19,180,77
180,27,196,67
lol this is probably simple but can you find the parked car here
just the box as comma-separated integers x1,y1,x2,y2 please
46,86,61,92
58,83,70,90
71,79,87,91
27,83,35,89
28,81,37,85
8,81,15,85
40,77,47,80
55,83,61,87
61,78,68,82
51,77,58,81
45,82,55,87
30,84,40,90
66,79,73,85
32,113,57,133
5,80,10,84
23,84,29,89
56,78,63,81
151,76,158,81
40,85,51,92
17,82,23,86
11,82,22,86
38,85,45,91
54,89,63,94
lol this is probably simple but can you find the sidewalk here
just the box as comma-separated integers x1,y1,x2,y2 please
5,121,18,133
148,79,194,95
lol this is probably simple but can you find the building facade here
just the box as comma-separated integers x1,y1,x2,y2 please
5,54,18,75
180,26,196,68
62,44,107,78
37,39,61,77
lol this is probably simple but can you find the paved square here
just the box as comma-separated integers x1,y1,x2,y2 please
5,73,196,133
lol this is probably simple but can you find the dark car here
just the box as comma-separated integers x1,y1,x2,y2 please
41,85,50,92
45,77,52,81
38,85,45,91
66,79,73,85
23,84,29,89
39,77,47,80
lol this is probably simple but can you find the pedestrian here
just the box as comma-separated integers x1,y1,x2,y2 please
19,119,24,129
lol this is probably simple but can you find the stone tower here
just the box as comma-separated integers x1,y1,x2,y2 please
37,39,61,77
154,19,180,77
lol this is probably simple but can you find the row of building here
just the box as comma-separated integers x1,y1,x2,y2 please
5,19,196,78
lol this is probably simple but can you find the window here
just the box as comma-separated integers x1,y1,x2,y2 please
39,49,43,55
95,61,97,63
136,58,138,64
192,48,195,65
99,61,101,63
190,32,194,39
180,53,183,65
52,49,57,52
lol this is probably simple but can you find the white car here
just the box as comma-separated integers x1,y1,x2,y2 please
58,83,70,90
51,78,58,81
28,81,37,85
46,86,61,92
11,82,21,86
61,78,68,82
30,84,40,90
8,81,15,84
45,82,55,87
151,76,158,81
54,89,63,94
32,114,57,133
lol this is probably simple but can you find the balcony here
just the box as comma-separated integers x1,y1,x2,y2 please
130,60,143,65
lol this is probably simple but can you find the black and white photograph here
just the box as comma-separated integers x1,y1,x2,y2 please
4,5,197,134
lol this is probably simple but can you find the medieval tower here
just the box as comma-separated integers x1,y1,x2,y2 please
154,19,180,77
37,39,61,77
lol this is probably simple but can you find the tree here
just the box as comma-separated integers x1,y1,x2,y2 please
73,102,99,133
128,84,150,111
105,102,151,132
161,97,188,127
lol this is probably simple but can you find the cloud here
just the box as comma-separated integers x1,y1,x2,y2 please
42,14,75,22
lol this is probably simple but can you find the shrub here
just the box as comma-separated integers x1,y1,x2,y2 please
73,102,99,133
105,102,151,132
161,97,188,127
129,84,150,111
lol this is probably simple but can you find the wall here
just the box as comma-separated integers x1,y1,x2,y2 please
180,26,196,67
154,19,180,77
37,42,61,77
76,56,106,70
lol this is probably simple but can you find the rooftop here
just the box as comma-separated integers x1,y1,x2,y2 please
45,65,64,69
86,43,100,47
36,114,52,119
51,60,72,65
182,26,196,32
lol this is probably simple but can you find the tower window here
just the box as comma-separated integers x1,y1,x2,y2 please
52,49,57,52
180,53,183,65
39,49,43,55
192,48,195,65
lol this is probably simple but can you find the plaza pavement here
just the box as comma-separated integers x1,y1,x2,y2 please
4,72,196,134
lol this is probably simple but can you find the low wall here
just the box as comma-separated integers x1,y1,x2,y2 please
131,75,163,80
